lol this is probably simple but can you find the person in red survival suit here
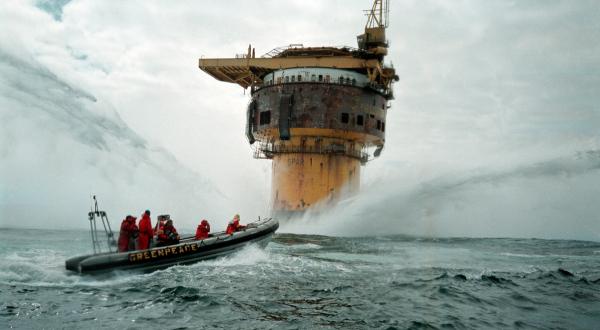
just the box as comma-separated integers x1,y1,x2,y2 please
118,215,139,252
154,215,167,237
157,219,180,246
195,219,211,240
226,214,245,235
137,210,153,250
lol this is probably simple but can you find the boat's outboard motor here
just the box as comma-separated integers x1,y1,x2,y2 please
88,195,116,254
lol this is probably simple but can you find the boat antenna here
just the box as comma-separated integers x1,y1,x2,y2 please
88,195,116,254
90,194,94,214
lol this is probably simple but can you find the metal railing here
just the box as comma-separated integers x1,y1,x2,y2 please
261,45,359,58
261,45,303,58
252,142,369,164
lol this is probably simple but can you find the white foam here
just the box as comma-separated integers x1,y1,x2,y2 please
202,244,271,267
286,243,322,250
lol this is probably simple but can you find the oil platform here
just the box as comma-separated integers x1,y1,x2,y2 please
199,0,397,217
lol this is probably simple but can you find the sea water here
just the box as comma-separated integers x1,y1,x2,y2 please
1,228,599,329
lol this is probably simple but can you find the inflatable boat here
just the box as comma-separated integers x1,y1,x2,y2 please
66,217,279,274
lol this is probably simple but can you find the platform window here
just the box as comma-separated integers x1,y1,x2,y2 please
285,76,289,83
311,74,316,82
325,75,330,83
377,120,382,130
341,112,349,124
259,111,271,125
291,75,295,82
318,75,323,82
297,75,302,82
357,115,364,126
382,122,385,132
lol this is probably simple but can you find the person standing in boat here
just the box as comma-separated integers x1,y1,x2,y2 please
195,219,211,240
137,210,153,250
118,215,139,252
226,214,245,235
157,219,180,246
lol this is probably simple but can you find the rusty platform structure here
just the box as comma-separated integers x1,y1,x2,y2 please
199,0,397,216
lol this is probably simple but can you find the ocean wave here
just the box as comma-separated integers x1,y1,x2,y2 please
2,232,599,329
155,286,204,303
480,274,518,286
500,252,547,258
0,252,147,288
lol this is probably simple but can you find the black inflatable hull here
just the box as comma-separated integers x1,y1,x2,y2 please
66,218,278,274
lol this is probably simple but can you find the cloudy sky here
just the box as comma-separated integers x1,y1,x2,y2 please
1,0,599,240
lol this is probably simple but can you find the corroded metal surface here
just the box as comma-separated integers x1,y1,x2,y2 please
244,82,388,212
251,83,387,141
271,153,361,212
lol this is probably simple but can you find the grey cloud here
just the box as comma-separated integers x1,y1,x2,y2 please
35,0,72,21
0,44,225,230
